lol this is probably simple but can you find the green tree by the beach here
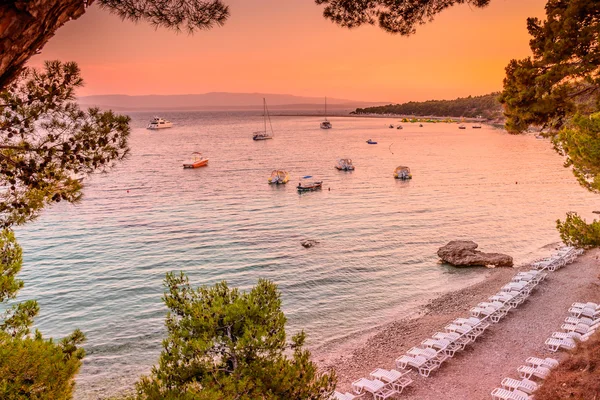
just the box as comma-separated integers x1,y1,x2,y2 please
136,273,337,400
0,229,86,399
499,0,600,248
0,60,130,398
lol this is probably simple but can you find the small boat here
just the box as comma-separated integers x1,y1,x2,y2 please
389,124,394,129
147,116,173,130
335,158,355,171
268,170,289,184
253,98,274,140
320,97,332,129
297,180,323,192
458,125,466,129
394,166,412,180
419,124,423,127
472,124,482,129
183,152,208,168
366,139,378,144
397,125,403,130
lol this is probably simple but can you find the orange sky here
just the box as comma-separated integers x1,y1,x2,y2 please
29,0,547,102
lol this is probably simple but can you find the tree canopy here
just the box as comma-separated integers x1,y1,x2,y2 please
0,60,130,227
315,0,490,35
499,0,600,133
136,273,337,400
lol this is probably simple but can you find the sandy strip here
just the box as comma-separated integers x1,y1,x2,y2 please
321,249,600,399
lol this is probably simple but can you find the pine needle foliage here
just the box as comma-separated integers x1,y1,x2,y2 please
556,212,600,249
315,0,490,35
136,273,337,399
0,60,130,227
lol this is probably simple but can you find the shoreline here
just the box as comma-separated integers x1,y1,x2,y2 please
318,249,600,399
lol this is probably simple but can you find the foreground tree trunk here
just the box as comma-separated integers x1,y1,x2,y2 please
0,0,92,89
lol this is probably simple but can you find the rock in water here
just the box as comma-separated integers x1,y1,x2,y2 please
437,240,513,268
301,239,319,248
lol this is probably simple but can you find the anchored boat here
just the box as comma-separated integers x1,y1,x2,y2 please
297,176,323,192
366,139,378,144
458,124,466,130
253,98,274,140
320,97,332,129
268,170,290,184
147,117,173,130
394,166,412,180
183,152,209,168
335,158,355,171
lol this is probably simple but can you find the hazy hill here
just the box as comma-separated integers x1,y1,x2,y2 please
352,93,503,120
77,92,378,111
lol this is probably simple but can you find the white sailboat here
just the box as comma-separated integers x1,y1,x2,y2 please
253,98,274,140
320,97,332,129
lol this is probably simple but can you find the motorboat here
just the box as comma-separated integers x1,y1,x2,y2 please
320,97,332,129
253,98,274,140
366,139,378,144
335,158,355,171
397,125,403,130
297,181,323,192
394,166,412,180
320,120,332,129
472,124,482,129
389,124,394,129
183,152,208,168
419,124,423,127
147,117,173,130
458,125,467,129
268,170,290,184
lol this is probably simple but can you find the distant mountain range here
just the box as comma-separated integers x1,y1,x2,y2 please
77,92,384,111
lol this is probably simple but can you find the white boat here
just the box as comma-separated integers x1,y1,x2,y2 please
320,97,332,129
147,116,173,130
335,158,355,171
253,98,274,140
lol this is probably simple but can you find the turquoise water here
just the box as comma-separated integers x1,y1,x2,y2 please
13,112,598,397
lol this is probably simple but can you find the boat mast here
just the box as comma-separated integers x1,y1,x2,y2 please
263,98,267,134
325,96,327,120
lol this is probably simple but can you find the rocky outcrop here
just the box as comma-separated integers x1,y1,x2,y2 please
437,240,513,268
301,239,319,248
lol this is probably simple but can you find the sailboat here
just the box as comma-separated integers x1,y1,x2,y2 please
253,98,274,140
320,97,332,129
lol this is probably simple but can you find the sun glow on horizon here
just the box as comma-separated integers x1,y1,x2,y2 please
28,0,547,103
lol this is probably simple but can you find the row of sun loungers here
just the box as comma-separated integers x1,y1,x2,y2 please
491,356,558,399
545,301,599,352
531,246,583,272
334,247,582,399
391,268,545,381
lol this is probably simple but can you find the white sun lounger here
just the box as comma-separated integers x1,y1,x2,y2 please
445,323,481,340
501,377,538,394
369,368,412,394
564,316,599,326
545,337,576,352
332,391,363,400
552,331,582,340
454,317,491,333
421,338,462,357
571,302,599,310
517,365,551,380
396,354,428,370
351,378,396,400
561,321,599,334
525,356,559,369
432,331,472,350
491,387,531,400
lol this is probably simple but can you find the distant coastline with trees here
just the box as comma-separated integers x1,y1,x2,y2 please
351,92,504,121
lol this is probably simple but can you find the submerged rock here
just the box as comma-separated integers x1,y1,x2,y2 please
437,240,513,268
301,239,319,248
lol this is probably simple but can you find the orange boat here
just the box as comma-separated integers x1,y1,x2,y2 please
183,152,209,169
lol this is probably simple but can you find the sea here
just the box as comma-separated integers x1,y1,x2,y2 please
12,111,599,398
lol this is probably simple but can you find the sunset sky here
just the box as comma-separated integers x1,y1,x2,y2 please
29,0,547,103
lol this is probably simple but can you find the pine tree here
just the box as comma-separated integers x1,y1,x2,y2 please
136,273,337,399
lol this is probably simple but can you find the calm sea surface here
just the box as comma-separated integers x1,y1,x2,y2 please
13,111,598,398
